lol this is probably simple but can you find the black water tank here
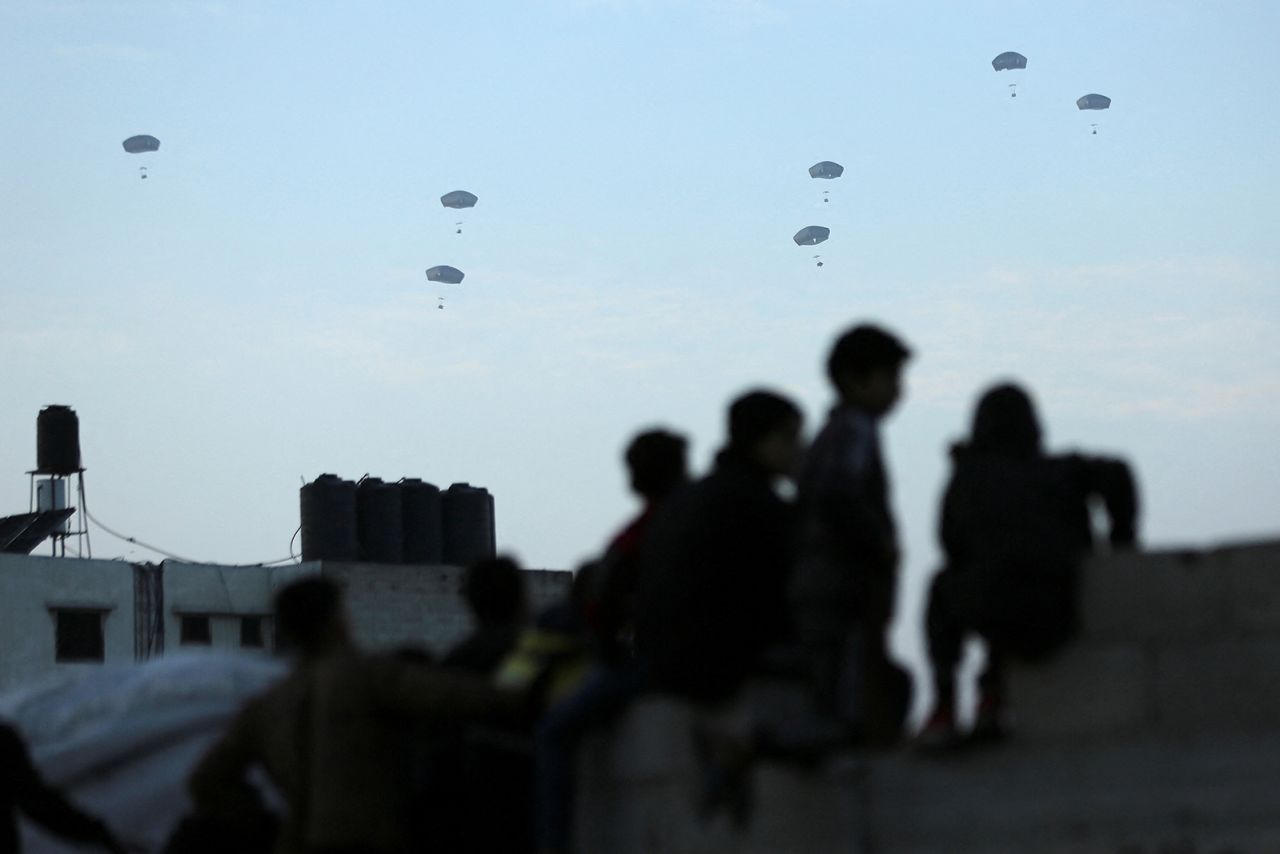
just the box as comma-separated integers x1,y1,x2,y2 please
300,474,358,561
357,477,404,563
36,405,82,475
442,483,495,566
401,478,443,564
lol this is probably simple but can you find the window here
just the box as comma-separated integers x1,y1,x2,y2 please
55,610,105,662
240,616,265,649
180,614,212,645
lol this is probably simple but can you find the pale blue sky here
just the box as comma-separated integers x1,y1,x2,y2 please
2,1,1278,669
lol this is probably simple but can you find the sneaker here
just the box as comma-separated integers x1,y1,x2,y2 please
913,704,960,753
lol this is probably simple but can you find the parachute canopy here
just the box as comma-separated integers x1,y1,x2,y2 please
992,52,1027,71
426,265,465,284
122,135,160,154
793,226,830,246
1076,94,1112,110
440,190,478,209
0,652,284,853
808,161,844,179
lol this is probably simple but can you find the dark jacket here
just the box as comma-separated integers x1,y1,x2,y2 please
938,445,1138,650
633,450,796,704
1,722,119,854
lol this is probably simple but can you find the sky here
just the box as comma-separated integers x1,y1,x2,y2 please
2,0,1278,677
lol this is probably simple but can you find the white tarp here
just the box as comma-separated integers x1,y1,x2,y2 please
0,652,285,854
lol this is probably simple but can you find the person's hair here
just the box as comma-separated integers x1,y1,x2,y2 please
727,389,801,451
462,555,526,625
274,577,343,657
625,429,689,500
970,382,1043,458
826,323,912,386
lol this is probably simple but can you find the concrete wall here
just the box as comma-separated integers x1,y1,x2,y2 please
576,539,1280,853
0,554,136,692
320,561,571,654
1012,540,1280,741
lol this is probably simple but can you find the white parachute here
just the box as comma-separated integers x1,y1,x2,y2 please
0,652,285,853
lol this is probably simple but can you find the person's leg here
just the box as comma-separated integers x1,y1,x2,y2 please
533,663,645,853
925,569,965,713
971,645,1008,742
917,569,967,747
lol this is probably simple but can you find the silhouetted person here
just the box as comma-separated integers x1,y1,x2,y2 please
423,556,535,854
0,723,130,854
188,577,523,854
916,382,1138,749
792,323,913,748
635,390,803,705
533,429,689,854
589,428,690,661
443,555,529,674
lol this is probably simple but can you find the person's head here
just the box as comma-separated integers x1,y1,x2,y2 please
624,429,689,502
969,382,1043,458
274,577,349,659
826,323,912,416
726,389,804,477
462,555,527,627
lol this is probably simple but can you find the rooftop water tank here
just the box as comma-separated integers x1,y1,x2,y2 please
300,474,358,561
401,478,443,564
442,483,495,566
36,405,82,475
357,477,404,564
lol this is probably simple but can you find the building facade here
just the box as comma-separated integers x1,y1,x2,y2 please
0,553,571,693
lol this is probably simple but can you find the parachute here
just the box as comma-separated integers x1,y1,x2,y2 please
440,190,478,209
0,652,285,852
1077,94,1111,134
426,265,465,284
992,53,1026,97
808,161,844,180
991,52,1027,71
793,226,830,246
121,135,160,154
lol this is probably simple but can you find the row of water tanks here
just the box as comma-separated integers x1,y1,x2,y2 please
300,475,495,566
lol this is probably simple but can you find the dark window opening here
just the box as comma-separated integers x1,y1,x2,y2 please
55,610,105,662
180,614,212,645
240,616,264,648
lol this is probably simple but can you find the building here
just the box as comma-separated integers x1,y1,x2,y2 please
0,553,571,693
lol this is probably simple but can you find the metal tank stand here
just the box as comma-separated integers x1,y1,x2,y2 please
28,469,91,558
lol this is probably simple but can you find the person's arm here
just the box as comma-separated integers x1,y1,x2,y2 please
369,657,529,724
1080,455,1139,547
2,725,128,853
187,701,269,818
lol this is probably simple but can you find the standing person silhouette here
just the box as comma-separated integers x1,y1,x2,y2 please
792,323,913,749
